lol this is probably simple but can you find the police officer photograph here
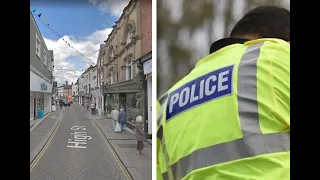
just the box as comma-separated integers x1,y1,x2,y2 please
156,1,290,180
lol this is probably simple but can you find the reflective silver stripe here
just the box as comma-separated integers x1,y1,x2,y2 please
157,92,168,127
162,43,290,179
157,106,164,128
161,134,174,180
238,43,264,136
169,132,290,179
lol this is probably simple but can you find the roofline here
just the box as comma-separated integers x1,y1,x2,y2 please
30,11,52,55
104,0,135,43
133,50,152,63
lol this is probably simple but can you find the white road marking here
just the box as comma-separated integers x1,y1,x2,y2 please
67,126,92,149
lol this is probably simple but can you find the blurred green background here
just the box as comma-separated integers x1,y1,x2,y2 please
157,0,290,97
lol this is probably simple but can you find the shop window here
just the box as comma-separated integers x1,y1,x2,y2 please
30,97,34,120
106,93,119,114
44,94,48,114
126,93,141,124
37,94,44,111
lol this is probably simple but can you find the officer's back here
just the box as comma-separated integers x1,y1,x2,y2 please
157,6,290,180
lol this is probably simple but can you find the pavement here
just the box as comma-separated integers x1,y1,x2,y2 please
30,107,64,163
30,105,130,180
76,103,152,180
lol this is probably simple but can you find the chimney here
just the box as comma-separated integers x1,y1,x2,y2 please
65,81,68,85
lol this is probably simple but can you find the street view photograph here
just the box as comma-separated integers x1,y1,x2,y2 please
30,0,152,179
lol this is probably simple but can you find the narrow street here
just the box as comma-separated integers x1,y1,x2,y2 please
30,105,129,180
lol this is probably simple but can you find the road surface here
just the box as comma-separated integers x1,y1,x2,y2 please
30,105,128,180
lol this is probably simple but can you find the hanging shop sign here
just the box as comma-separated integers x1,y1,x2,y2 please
143,59,152,75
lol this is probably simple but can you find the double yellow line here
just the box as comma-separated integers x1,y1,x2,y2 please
30,108,64,172
92,118,133,180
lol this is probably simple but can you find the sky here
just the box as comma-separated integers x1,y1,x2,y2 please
30,0,130,86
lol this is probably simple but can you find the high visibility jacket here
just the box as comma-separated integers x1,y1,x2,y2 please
157,98,170,180
156,38,290,180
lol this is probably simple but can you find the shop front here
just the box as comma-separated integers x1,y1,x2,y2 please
91,89,104,115
133,51,152,138
30,70,52,127
105,78,141,130
143,57,152,137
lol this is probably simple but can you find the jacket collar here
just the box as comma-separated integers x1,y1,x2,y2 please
209,38,249,54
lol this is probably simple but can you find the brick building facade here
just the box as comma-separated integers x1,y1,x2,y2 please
140,0,152,55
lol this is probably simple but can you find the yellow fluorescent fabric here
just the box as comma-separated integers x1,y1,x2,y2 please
253,40,290,133
183,152,290,180
156,38,290,180
163,45,247,165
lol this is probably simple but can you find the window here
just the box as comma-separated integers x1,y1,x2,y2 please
48,59,51,71
111,49,115,58
44,51,47,66
36,34,41,58
125,24,134,45
89,73,91,81
126,59,134,80
30,93,34,120
126,93,140,124
111,72,115,84
100,72,103,86
126,31,132,44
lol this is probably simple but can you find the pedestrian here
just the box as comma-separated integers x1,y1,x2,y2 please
135,115,145,156
59,99,63,108
156,6,290,180
118,108,126,133
86,102,89,111
90,102,95,114
111,107,119,131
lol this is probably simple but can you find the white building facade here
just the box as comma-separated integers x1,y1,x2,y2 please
96,44,106,115
30,67,53,127
57,86,64,99
30,11,54,127
79,65,97,107
72,84,79,102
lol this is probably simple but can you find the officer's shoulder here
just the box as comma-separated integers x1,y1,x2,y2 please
251,38,290,53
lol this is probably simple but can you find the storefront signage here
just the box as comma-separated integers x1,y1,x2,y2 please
40,82,47,91
143,59,152,75
30,70,52,93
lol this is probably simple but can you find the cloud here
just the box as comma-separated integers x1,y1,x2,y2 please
88,0,130,17
44,28,112,86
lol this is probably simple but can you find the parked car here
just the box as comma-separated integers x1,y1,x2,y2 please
63,100,71,106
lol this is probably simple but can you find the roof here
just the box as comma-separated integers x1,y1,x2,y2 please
81,65,97,76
